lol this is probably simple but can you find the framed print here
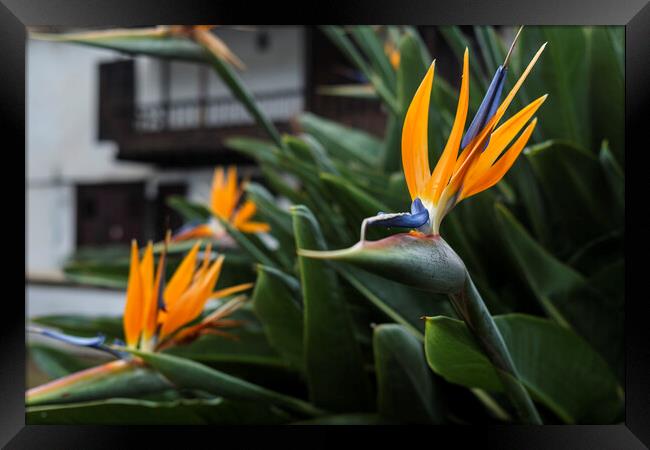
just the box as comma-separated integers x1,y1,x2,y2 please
3,0,647,447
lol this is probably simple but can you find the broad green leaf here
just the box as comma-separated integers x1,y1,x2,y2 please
27,397,292,425
335,262,454,337
251,265,304,371
298,113,382,167
424,314,623,424
588,27,624,165
319,172,393,239
125,348,323,417
495,204,623,380
525,140,622,257
292,205,373,412
374,324,444,423
27,360,173,406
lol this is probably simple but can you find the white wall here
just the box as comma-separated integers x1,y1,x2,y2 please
26,27,305,274
26,40,156,273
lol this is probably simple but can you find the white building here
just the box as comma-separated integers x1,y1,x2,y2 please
26,26,307,316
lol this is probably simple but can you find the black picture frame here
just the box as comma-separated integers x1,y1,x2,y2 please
5,0,647,447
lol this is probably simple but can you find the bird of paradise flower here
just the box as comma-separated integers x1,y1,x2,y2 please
26,237,252,403
172,166,271,243
361,31,547,238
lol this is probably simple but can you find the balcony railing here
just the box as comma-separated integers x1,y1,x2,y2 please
133,89,305,133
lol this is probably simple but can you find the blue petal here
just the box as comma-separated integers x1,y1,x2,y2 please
461,65,507,150
39,329,106,348
369,198,429,229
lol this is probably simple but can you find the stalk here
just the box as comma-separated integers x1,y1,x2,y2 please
448,271,542,424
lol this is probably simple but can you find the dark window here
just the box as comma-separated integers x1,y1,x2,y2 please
98,59,135,141
76,182,145,247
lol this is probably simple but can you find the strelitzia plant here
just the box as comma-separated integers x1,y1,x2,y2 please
26,237,252,406
300,34,548,423
172,166,271,243
34,25,624,425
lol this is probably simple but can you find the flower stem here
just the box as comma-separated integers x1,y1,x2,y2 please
448,271,542,424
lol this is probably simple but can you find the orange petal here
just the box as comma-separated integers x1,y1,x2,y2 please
163,241,201,311
232,200,257,226
461,118,538,200
237,221,271,233
172,224,215,242
159,255,224,340
426,49,470,204
471,94,547,180
402,61,435,200
123,240,143,348
210,167,227,218
138,242,154,341
211,282,254,299
142,242,166,343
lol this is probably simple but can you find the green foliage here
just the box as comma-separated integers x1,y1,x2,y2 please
424,314,623,424
42,26,623,424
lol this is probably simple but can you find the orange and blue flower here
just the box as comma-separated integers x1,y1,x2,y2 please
369,36,547,236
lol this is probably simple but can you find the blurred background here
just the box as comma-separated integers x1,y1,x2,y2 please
26,26,476,317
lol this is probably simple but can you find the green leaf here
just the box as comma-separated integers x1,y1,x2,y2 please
212,214,277,268
519,27,590,147
203,48,284,149
588,27,624,165
335,263,453,337
29,343,106,380
424,314,623,424
251,265,304,371
319,172,392,237
349,26,397,91
316,84,377,99
292,205,373,412
31,30,207,62
374,324,444,423
224,136,282,165
166,195,212,222
298,113,382,167
125,348,323,417
438,26,488,101
293,413,393,425
27,397,292,425
27,360,173,406
320,26,398,114
31,315,125,341
599,141,624,211
494,204,623,380
525,140,622,257
245,183,295,270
